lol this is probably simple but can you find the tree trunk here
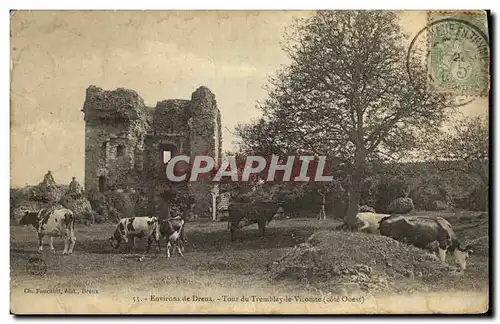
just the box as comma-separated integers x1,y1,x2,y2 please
345,138,366,228
345,172,362,228
211,192,217,221
318,192,326,220
230,224,237,242
257,220,266,237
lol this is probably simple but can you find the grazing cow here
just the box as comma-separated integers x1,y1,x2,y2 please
19,207,76,255
109,216,160,253
356,212,390,234
228,201,284,242
159,216,187,258
379,215,473,270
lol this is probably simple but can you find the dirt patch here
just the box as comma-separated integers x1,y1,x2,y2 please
269,230,461,294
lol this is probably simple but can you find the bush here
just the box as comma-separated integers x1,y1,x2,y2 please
467,185,488,211
11,187,33,203
79,211,97,225
10,198,57,221
373,177,408,213
105,190,136,218
388,197,414,214
431,200,449,211
11,200,40,221
30,184,65,203
59,194,94,223
87,189,108,216
410,185,444,210
85,188,138,223
94,213,105,224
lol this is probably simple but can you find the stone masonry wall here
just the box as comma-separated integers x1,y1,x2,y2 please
189,87,220,218
147,99,191,219
83,86,149,192
83,85,221,219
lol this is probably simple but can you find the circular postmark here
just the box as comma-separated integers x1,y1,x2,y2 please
407,17,490,107
26,257,47,277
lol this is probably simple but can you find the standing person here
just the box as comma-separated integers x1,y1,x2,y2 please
317,189,327,220
43,170,56,188
163,186,175,219
68,177,82,196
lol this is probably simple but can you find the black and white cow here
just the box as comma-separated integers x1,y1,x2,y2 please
159,216,187,258
19,207,76,255
109,216,161,253
379,215,474,270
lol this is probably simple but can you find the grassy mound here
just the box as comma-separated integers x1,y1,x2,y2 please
269,230,454,294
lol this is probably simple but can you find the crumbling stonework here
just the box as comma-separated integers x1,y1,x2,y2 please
188,87,222,217
82,85,222,219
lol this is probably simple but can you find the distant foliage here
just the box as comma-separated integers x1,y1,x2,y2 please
85,188,139,223
428,115,488,186
431,200,450,211
373,176,409,214
59,194,95,224
388,197,414,214
467,185,488,212
86,189,108,219
359,205,376,213
217,156,486,217
11,200,46,221
105,190,137,220
30,184,66,203
422,115,489,211
11,183,95,223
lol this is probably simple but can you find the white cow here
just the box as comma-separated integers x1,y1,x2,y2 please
19,207,77,255
356,212,390,234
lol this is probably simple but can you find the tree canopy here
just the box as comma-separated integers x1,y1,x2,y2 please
237,11,449,226
427,114,489,186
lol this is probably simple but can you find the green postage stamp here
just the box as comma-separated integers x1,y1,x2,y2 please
426,11,490,97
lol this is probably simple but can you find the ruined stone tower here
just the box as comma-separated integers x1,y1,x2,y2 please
82,85,222,219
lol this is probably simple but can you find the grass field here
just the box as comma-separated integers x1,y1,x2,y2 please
10,211,490,314
11,218,345,293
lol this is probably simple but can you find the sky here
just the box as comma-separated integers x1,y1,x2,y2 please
10,10,489,187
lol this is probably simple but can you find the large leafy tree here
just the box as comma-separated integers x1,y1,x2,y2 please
428,115,489,186
239,11,448,227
